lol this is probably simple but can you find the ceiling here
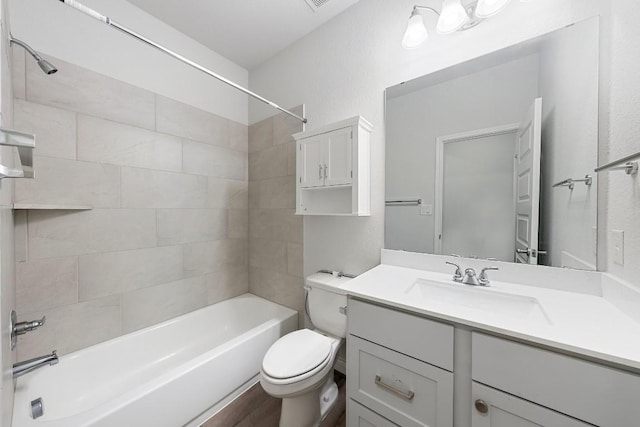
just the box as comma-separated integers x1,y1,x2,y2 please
126,0,361,70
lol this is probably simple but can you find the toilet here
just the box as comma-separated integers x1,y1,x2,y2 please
260,272,352,427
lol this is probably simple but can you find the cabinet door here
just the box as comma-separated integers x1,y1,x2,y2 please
324,127,353,186
299,136,325,188
471,383,591,427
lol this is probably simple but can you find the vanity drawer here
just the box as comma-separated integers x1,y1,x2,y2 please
472,333,640,427
348,399,399,426
348,298,454,371
347,335,454,427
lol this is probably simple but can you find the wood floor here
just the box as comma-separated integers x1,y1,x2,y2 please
201,372,346,427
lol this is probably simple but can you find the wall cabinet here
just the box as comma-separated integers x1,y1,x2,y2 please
346,299,640,427
294,116,371,215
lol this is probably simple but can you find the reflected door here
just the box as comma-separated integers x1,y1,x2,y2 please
515,98,542,264
436,126,518,262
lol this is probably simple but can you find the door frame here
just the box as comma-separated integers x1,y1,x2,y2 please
434,123,519,255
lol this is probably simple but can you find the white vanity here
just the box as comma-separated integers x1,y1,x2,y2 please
342,250,640,427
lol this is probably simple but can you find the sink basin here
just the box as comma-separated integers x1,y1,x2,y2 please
404,278,552,325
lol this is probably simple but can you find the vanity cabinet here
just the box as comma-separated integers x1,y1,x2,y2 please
472,333,640,427
294,116,371,216
346,299,640,427
347,299,454,427
471,383,591,427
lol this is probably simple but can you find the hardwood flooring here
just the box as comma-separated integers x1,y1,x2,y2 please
201,371,346,427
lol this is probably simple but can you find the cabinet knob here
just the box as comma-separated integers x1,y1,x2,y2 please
475,399,489,414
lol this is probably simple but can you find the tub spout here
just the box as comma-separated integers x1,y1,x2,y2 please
13,350,58,378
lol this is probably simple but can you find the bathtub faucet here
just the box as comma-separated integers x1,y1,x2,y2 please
13,350,58,378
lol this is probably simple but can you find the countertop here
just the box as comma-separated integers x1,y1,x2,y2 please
341,263,640,372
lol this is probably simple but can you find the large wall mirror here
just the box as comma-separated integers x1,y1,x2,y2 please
385,17,599,270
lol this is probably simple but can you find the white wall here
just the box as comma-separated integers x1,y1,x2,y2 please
9,0,248,124
606,1,640,283
385,55,539,255
250,0,610,278
539,18,599,269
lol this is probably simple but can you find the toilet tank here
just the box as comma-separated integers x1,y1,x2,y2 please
306,272,352,338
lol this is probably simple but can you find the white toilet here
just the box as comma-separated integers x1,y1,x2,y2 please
260,272,352,427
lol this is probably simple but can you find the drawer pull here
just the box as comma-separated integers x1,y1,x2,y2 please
374,375,415,401
475,399,489,414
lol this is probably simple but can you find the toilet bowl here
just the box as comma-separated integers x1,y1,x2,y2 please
260,272,352,427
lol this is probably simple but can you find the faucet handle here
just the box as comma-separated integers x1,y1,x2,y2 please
479,267,499,286
445,261,463,282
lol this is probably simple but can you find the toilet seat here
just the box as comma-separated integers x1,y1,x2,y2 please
262,329,333,381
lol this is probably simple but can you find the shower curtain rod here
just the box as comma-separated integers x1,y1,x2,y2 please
56,0,308,124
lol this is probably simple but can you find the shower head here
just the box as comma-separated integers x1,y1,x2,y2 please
9,35,58,75
36,59,58,75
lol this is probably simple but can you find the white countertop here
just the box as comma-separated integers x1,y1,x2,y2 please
342,262,640,372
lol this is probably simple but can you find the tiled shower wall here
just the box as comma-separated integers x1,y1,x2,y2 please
13,50,249,361
248,109,304,324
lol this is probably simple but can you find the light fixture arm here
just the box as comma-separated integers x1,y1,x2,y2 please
412,5,441,17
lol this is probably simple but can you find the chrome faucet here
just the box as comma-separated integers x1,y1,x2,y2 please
13,351,58,378
462,268,481,286
446,262,499,286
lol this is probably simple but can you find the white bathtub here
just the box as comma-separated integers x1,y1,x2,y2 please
12,294,297,427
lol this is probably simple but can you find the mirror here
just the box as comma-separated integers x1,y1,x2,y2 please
385,18,599,270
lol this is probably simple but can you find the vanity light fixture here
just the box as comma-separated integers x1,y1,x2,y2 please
402,0,528,49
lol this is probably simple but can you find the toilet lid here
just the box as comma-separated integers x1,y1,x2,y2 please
262,329,332,379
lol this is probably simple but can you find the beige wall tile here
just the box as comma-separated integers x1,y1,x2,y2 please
16,256,78,314
287,243,303,278
249,209,272,239
248,117,273,153
77,115,182,172
272,209,303,244
256,176,295,209
12,46,25,100
28,209,156,259
14,100,76,160
121,167,207,208
228,120,248,153
78,245,183,301
273,108,303,146
184,239,246,277
287,142,297,176
26,54,155,130
157,208,227,246
248,144,288,181
249,238,287,272
156,95,228,145
183,139,246,180
208,178,248,209
228,209,248,239
16,295,121,360
249,266,261,294
121,276,207,333
15,156,120,208
260,269,304,313
205,266,249,305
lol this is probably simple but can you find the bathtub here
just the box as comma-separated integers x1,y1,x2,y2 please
12,294,298,427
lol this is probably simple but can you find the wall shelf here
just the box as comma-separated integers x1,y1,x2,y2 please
12,203,93,210
0,127,35,179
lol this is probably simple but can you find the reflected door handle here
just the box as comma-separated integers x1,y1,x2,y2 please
516,249,529,255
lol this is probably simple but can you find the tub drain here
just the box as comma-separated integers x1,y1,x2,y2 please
30,397,43,419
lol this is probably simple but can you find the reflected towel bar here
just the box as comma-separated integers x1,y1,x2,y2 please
594,150,640,175
385,198,422,206
552,175,593,190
